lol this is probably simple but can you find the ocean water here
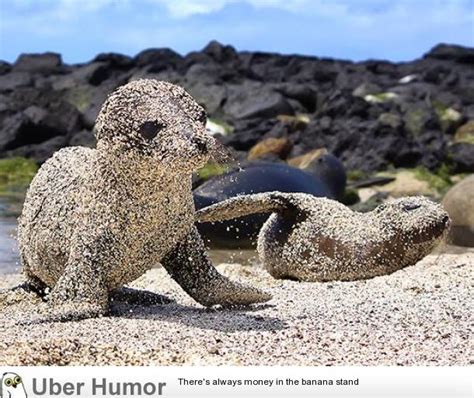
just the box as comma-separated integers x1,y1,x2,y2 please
0,217,21,274
0,196,256,275
0,192,23,274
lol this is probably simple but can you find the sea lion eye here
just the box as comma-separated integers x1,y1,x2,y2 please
138,121,165,140
403,203,421,212
4,378,12,386
14,376,21,384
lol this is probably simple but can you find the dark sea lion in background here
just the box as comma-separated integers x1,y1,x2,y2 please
194,154,346,248
0,79,270,323
197,192,451,281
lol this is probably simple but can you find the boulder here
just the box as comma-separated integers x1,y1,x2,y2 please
448,143,474,173
276,114,310,130
365,170,441,198
224,84,294,119
134,48,183,71
352,82,382,98
5,135,69,163
248,137,292,161
274,83,317,112
454,120,474,143
202,40,238,63
287,148,328,169
442,175,474,246
403,104,440,136
219,118,279,151
378,112,403,129
69,130,96,148
0,61,11,75
425,44,474,64
183,81,227,114
13,52,63,73
92,53,134,69
0,100,81,154
0,72,33,91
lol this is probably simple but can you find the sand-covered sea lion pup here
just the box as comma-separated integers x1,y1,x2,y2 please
1,79,270,322
197,192,451,281
193,155,346,249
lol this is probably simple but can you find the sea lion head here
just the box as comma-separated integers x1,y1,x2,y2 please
373,196,451,245
95,79,215,171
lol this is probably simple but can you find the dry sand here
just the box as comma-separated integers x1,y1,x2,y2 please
0,245,472,366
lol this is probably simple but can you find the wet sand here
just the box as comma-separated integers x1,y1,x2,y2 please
0,245,472,366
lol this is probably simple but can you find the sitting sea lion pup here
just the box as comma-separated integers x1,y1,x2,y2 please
2,79,270,322
197,193,451,281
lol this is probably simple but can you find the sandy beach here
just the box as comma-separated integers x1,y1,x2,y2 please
0,245,472,366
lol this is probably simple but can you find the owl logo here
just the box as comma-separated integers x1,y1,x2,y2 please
0,373,27,398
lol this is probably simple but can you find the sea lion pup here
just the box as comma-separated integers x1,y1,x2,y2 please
197,193,451,281
2,79,270,322
193,158,345,249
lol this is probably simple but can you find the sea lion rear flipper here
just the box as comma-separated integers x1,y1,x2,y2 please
196,192,308,223
0,280,44,311
161,226,271,306
17,237,111,324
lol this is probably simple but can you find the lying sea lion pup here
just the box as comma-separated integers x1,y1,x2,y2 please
0,79,270,323
197,192,451,281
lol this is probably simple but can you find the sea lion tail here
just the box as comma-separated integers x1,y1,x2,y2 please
196,191,310,223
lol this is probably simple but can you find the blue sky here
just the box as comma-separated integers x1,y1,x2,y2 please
0,0,473,64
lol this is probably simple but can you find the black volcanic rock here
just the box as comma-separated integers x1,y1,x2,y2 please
425,44,474,63
134,48,183,72
13,52,63,73
202,40,238,63
449,142,474,173
0,72,33,91
224,83,294,119
0,41,473,173
0,61,11,75
92,52,135,69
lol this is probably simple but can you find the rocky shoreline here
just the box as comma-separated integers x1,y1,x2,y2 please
1,41,473,174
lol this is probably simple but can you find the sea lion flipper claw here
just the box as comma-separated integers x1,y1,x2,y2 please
161,226,271,306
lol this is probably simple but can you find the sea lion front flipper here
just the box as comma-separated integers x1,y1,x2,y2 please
196,191,308,223
161,226,272,306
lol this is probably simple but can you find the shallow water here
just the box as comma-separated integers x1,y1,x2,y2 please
0,195,257,275
0,217,21,274
0,192,22,273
